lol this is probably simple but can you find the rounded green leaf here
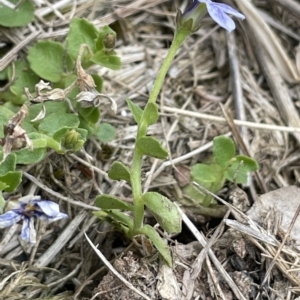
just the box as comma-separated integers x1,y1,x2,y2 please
95,123,116,142
0,0,34,27
190,164,217,183
225,155,259,184
15,148,47,165
143,192,182,233
27,102,69,123
38,113,80,135
9,60,39,97
28,41,65,82
108,161,131,182
0,171,22,192
213,136,236,167
95,194,133,211
136,137,168,159
0,153,16,175
66,18,99,60
142,103,159,126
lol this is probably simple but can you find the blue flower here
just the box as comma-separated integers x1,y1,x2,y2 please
0,196,67,244
198,0,245,32
178,0,245,33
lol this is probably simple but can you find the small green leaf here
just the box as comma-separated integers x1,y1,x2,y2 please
92,74,103,92
0,171,22,192
27,102,69,123
140,225,172,266
143,192,182,233
78,116,96,135
0,153,16,175
142,103,159,126
9,60,39,97
190,164,217,183
75,106,100,124
95,194,133,211
225,155,259,184
0,0,34,27
38,113,80,135
94,210,133,229
213,136,236,167
66,18,99,60
0,107,14,135
28,41,65,82
0,182,8,191
126,99,143,124
95,123,116,142
96,26,117,51
16,148,47,165
91,50,121,70
108,161,131,182
136,137,168,159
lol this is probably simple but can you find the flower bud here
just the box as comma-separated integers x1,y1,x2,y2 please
176,1,207,33
62,129,81,149
103,33,116,50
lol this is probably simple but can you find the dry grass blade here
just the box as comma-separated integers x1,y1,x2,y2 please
236,0,300,83
1,0,300,298
34,212,87,268
261,204,300,287
176,204,247,300
272,0,300,18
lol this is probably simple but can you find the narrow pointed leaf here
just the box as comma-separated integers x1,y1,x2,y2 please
95,194,133,211
126,99,143,124
140,225,172,267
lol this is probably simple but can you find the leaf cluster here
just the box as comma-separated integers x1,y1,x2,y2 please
94,100,182,266
0,18,120,195
185,135,258,206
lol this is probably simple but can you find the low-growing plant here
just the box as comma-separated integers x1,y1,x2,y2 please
0,18,120,206
184,135,258,207
0,1,256,267
93,1,250,266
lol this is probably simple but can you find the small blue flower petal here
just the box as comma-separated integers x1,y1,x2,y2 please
34,200,68,221
34,200,60,217
20,218,30,241
21,218,36,244
0,211,22,228
0,197,67,244
198,0,245,32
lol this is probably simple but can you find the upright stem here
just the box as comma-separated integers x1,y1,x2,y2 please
131,27,190,233
148,28,189,104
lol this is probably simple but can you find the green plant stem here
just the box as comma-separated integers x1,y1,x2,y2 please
131,27,190,234
148,28,190,105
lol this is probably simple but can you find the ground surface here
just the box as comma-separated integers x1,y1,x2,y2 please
1,0,300,299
